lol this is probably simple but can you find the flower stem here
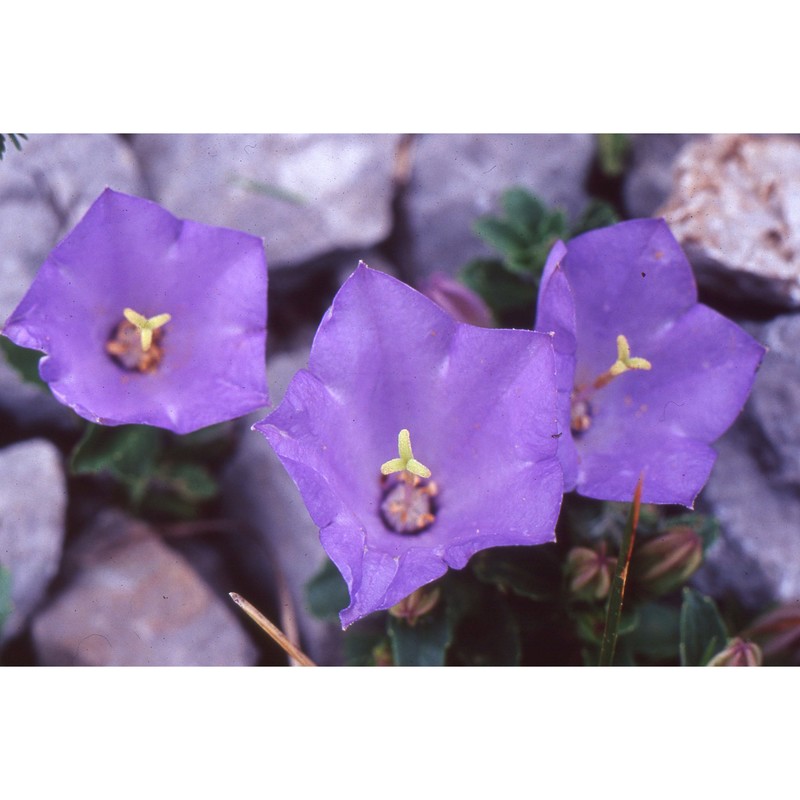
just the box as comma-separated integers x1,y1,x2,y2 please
598,475,644,666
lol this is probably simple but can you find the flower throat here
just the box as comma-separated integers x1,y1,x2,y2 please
571,334,652,434
106,307,171,373
379,429,438,534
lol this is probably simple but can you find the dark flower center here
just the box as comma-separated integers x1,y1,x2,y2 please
379,472,438,535
570,398,593,435
106,319,166,373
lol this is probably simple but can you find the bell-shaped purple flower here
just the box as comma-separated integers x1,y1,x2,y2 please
255,264,563,628
2,189,269,434
535,218,765,507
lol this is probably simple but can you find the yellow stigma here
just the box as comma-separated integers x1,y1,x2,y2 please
380,428,431,479
123,308,172,352
608,334,652,377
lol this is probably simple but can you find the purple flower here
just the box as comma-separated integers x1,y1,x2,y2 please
255,264,563,627
535,218,765,507
2,188,268,434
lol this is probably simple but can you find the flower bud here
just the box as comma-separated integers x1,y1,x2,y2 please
419,273,493,327
372,640,394,667
742,602,800,662
388,585,441,626
707,637,763,667
566,544,617,601
631,526,703,596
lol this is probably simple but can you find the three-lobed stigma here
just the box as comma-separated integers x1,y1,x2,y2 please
379,428,437,535
570,334,652,434
106,307,172,373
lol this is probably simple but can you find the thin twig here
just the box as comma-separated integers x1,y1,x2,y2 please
229,592,316,667
598,475,644,666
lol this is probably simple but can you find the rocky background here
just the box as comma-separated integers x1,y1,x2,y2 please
1,133,798,666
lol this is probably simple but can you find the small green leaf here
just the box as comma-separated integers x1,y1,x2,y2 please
155,462,218,502
625,601,681,662
343,629,389,666
0,337,46,389
473,217,530,256
502,187,547,232
472,544,561,602
459,258,535,314
70,423,164,501
0,134,28,161
306,558,350,622
596,134,629,177
388,603,452,666
680,587,729,666
570,199,620,237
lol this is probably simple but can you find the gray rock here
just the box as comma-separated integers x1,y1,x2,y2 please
747,314,800,485
697,421,800,610
658,134,800,308
131,134,401,268
623,134,704,218
400,134,595,279
0,439,66,642
0,134,145,318
0,134,144,428
31,510,258,666
221,338,343,665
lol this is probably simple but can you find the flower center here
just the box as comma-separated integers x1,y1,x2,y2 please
105,307,171,374
570,334,652,434
379,429,438,534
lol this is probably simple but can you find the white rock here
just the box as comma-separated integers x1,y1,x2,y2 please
659,134,800,308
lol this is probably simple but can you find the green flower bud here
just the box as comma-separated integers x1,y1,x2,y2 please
388,585,441,626
707,637,763,667
566,544,617,601
632,526,703,595
742,602,800,662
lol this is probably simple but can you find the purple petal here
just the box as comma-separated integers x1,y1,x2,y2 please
535,218,765,506
256,263,563,627
536,240,579,490
3,189,268,433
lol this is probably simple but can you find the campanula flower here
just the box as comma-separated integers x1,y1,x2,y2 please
255,264,563,627
2,189,269,433
535,218,764,506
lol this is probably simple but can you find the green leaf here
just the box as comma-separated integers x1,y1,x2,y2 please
0,337,46,389
596,134,629,177
0,134,28,161
624,601,681,662
306,558,350,622
343,629,389,666
70,424,164,502
449,588,521,666
570,199,620,237
459,258,535,314
0,564,12,637
502,187,547,232
680,587,729,666
155,462,218,502
388,603,452,666
472,543,561,602
473,217,530,256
